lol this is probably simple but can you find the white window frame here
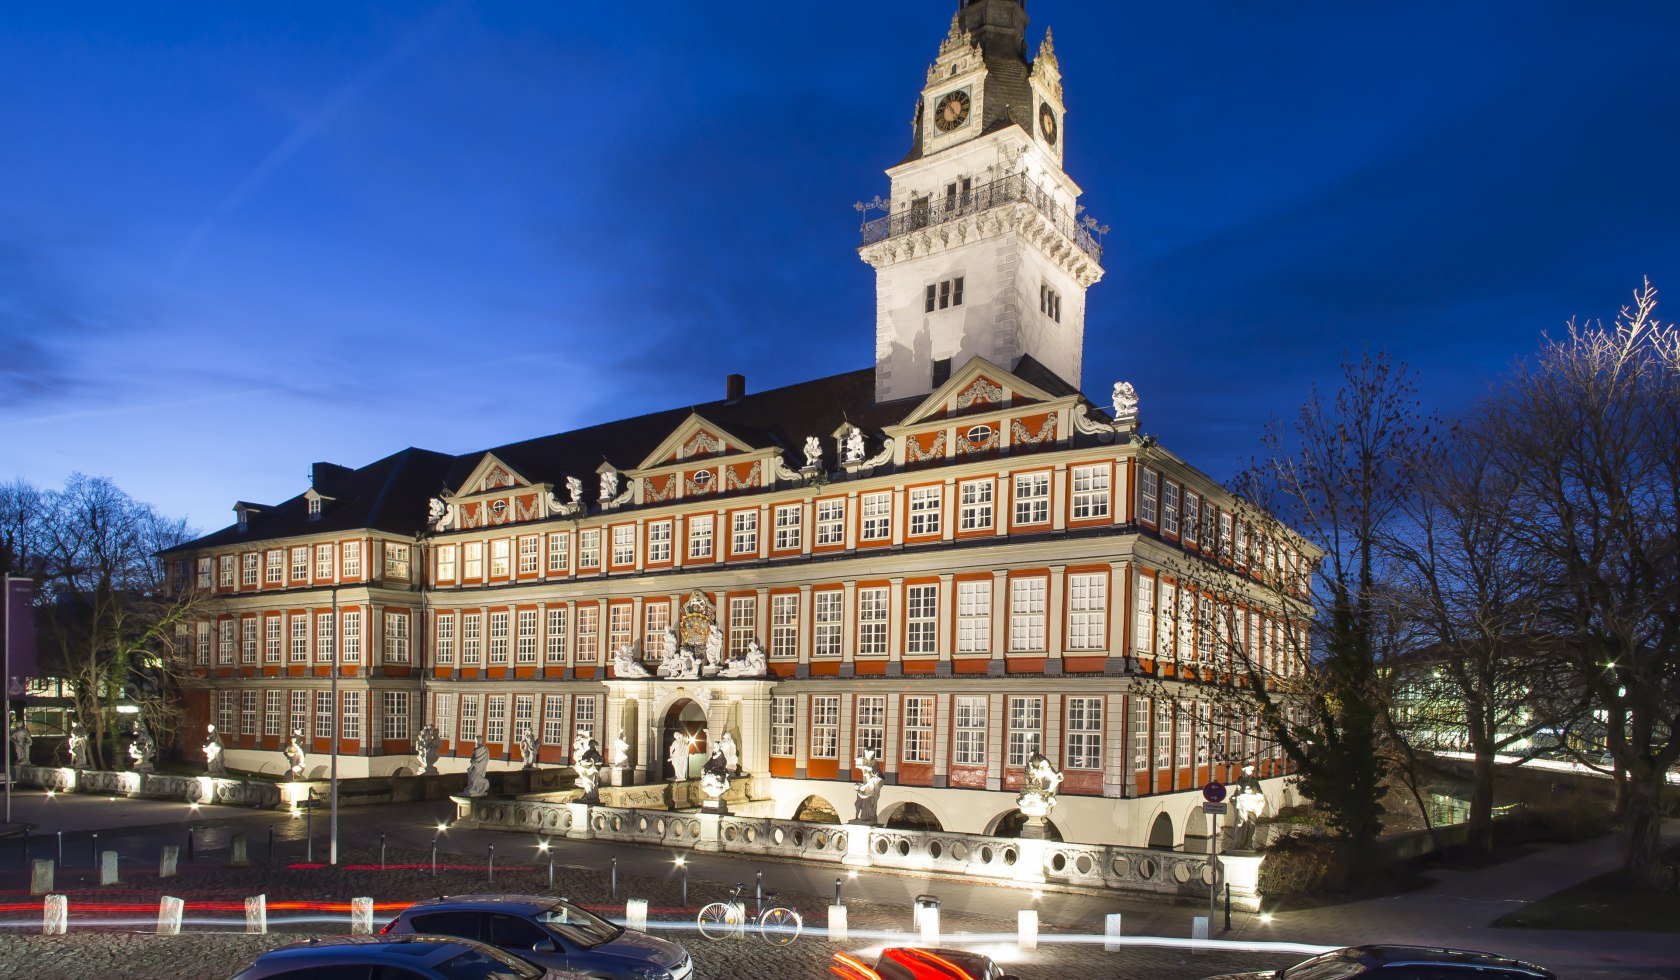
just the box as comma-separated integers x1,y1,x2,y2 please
490,538,511,578
728,596,756,656
1065,696,1102,770
1161,481,1180,536
342,541,362,579
1134,575,1156,655
382,691,409,742
462,612,483,666
730,510,759,556
437,545,458,582
435,612,456,666
647,521,672,564
1071,464,1111,521
770,697,796,757
578,530,601,570
1009,577,1047,652
905,583,938,655
1007,696,1044,767
956,580,990,653
436,692,457,743
341,609,361,664
857,587,888,656
902,696,934,764
958,479,993,532
545,607,568,665
516,609,538,665
908,485,941,537
814,590,842,657
385,612,409,664
770,594,798,659
541,694,566,745
1140,469,1159,525
463,542,484,579
860,492,891,541
575,605,599,663
1013,472,1050,526
688,515,714,560
518,536,540,575
773,504,802,551
811,695,839,759
953,695,987,766
611,525,636,567
815,499,845,546
547,533,569,573
1067,572,1107,651
488,610,510,665
854,695,884,757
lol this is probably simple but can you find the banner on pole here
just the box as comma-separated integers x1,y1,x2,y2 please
4,578,39,694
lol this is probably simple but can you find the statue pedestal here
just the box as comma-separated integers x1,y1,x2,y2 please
1014,834,1048,884
566,802,592,840
842,821,873,868
1019,815,1049,840
607,766,634,787
693,811,722,852
700,796,729,816
448,794,477,828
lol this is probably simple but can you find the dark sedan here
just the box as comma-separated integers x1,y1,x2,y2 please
228,935,588,979
1203,944,1556,980
385,894,691,980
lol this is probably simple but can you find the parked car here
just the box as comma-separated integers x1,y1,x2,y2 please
830,947,1023,980
1203,944,1556,980
385,894,691,980
227,934,589,979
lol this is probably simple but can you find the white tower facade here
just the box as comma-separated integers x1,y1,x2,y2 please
860,0,1105,403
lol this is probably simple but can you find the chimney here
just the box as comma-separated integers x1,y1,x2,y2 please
311,461,352,490
725,373,746,402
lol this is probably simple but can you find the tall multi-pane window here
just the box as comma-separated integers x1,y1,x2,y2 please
857,587,888,656
860,492,891,541
196,621,210,666
578,530,601,570
241,690,258,735
488,611,510,665
385,613,410,663
385,543,411,580
958,480,993,531
315,544,334,580
1009,577,1047,652
905,584,938,654
220,556,236,589
1183,493,1200,546
908,486,941,536
265,550,283,585
197,558,213,589
1135,576,1156,654
730,511,758,556
315,690,333,739
1220,513,1234,561
462,613,483,666
1157,582,1177,661
902,696,934,763
436,545,457,582
1176,587,1194,657
815,499,845,546
770,594,798,659
574,696,597,739
341,691,362,740
290,615,309,663
547,533,569,573
382,692,409,741
265,690,283,737
541,694,566,745
1130,696,1150,772
459,694,481,743
1067,573,1107,650
1013,472,1050,526
1154,699,1172,769
341,610,361,663
770,697,796,757
435,613,456,666
811,696,839,759
490,539,511,578
216,690,235,734
1065,697,1103,769
1175,702,1192,768
773,505,802,551
265,615,282,664
1161,482,1180,536
518,536,540,575
1071,464,1111,520
611,525,636,567
575,606,599,663
242,553,259,587
956,580,991,653
218,620,236,664
546,607,568,665
953,696,987,766
647,521,672,564
516,610,538,665
814,591,843,657
341,542,362,579
485,695,507,746
241,619,258,664
1007,696,1044,766
436,693,457,742
463,542,484,579
514,695,535,747
645,601,671,650
291,546,309,582
688,516,714,560
727,597,756,655
609,603,633,656
1196,595,1215,663
291,690,309,737
314,613,334,663
1140,469,1159,524
1196,702,1213,767
854,695,885,756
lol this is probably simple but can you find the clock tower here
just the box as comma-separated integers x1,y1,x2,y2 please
859,0,1104,403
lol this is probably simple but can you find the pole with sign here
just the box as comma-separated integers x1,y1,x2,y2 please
1202,780,1228,933
3,575,39,826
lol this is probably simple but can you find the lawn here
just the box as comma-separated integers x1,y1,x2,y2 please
1494,847,1680,932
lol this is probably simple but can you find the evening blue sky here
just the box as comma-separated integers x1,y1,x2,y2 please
3,2,1678,532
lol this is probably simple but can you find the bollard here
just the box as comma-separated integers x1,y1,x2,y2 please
835,876,843,907
157,896,184,935
548,853,555,891
755,870,763,916
431,836,438,876
611,857,618,899
268,827,276,864
98,849,119,886
1017,909,1038,951
380,833,387,869
487,844,495,882
246,895,268,934
1104,913,1124,952
1191,915,1209,953
626,898,648,931
55,830,62,867
230,833,249,866
187,827,195,863
681,864,689,907
43,894,67,935
1224,882,1232,932
159,844,179,879
30,858,54,896
914,895,940,946
350,897,374,935
826,904,849,943
90,833,98,866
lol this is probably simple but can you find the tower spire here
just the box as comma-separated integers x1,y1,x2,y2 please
957,0,1029,60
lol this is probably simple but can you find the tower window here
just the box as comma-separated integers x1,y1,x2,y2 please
925,276,965,313
1040,283,1062,323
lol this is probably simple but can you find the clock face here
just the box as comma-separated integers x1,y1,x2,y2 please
934,89,971,133
1039,102,1059,146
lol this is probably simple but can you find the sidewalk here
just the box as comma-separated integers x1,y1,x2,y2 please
1231,820,1680,977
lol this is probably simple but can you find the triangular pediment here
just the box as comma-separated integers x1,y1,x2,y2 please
454,453,533,498
897,357,1058,427
636,413,761,471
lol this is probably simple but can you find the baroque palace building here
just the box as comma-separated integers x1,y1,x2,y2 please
163,0,1305,850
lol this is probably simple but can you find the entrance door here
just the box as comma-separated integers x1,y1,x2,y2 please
660,699,708,780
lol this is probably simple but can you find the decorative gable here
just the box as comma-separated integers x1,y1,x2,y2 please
454,453,532,499
636,413,760,471
898,356,1057,427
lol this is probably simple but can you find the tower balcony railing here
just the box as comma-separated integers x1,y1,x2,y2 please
858,172,1104,262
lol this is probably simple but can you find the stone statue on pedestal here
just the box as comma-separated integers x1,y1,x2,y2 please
573,737,604,805
802,436,823,469
718,639,768,678
699,746,731,814
10,712,32,768
65,720,90,769
517,725,539,771
204,723,227,777
702,626,725,674
463,741,490,797
667,730,690,782
719,731,740,775
612,641,651,678
656,630,698,679
611,729,630,768
1229,764,1266,851
283,728,308,779
127,721,156,773
414,724,439,776
1015,746,1063,820
853,747,883,825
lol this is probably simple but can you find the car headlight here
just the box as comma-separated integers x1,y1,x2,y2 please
628,969,671,980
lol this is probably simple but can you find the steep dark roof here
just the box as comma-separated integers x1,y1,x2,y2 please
164,447,457,554
902,1,1039,165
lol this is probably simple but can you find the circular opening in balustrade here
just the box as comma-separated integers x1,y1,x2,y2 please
951,843,968,862
812,831,825,848
1002,846,1018,866
1050,852,1067,872
611,815,624,833
775,827,790,846
896,839,911,857
638,816,648,832
745,827,757,844
1137,858,1156,880
1173,863,1191,884
1075,854,1094,875
724,826,739,843
980,846,994,864
929,840,943,860
1112,857,1131,878
873,838,889,856
1201,864,1218,887
655,818,666,834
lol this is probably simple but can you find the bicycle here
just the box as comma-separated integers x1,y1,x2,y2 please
696,883,801,945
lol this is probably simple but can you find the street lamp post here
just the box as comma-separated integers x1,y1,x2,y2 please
329,586,339,866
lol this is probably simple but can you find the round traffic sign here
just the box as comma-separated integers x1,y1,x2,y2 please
1202,780,1227,804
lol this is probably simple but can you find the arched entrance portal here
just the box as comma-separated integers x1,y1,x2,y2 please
793,795,843,824
1147,812,1176,850
988,810,1063,841
661,699,707,780
882,802,943,832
